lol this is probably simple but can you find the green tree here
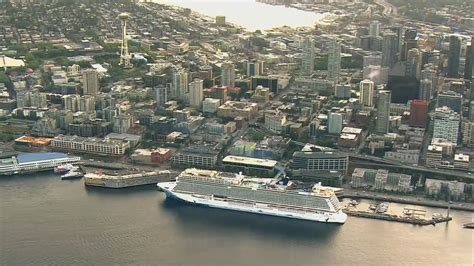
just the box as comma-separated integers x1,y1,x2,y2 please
203,79,213,88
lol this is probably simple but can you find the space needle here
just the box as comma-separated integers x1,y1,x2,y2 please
118,12,133,69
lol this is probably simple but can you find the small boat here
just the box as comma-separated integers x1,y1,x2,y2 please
54,164,74,174
463,223,474,229
369,204,377,211
376,202,389,213
350,200,359,206
61,166,84,180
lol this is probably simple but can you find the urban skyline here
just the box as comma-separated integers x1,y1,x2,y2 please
0,0,473,265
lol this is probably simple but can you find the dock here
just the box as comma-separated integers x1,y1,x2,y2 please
343,208,452,226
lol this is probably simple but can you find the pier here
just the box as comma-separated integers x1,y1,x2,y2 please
343,208,452,226
340,192,474,212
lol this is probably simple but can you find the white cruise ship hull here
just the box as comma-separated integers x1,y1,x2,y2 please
158,182,347,224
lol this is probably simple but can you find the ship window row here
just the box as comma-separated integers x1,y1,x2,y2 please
179,175,226,184
175,182,330,211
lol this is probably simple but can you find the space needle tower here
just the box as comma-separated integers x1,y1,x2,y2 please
118,12,133,69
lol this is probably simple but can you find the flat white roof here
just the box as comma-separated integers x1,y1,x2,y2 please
341,127,362,134
428,145,443,152
0,56,25,68
454,154,470,162
340,133,357,140
222,155,277,168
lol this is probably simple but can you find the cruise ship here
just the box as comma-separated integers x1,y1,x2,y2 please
0,152,81,176
157,168,347,224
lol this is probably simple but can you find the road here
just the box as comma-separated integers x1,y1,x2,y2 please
373,0,398,16
349,153,474,181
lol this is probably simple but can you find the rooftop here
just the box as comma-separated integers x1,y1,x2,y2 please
341,127,362,134
17,152,69,164
223,155,278,168
454,154,470,162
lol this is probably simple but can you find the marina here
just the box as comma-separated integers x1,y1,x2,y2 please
342,200,453,226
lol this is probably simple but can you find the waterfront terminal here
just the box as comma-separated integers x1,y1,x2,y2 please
0,152,81,176
84,170,175,188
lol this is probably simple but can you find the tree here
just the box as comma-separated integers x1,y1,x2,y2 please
55,56,72,66
203,79,213,88
25,53,42,69
0,72,11,84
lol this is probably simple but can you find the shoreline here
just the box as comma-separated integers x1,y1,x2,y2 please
148,0,331,31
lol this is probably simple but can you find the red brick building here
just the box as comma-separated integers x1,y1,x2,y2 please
409,100,429,128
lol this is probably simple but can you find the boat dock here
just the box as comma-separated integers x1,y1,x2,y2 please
343,208,452,226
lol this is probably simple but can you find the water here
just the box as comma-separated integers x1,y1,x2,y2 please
0,173,472,265
154,0,328,31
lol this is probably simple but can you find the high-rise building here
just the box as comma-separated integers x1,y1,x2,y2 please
79,95,95,113
359,79,375,107
375,90,391,134
401,28,418,61
464,37,473,80
432,106,460,144
437,91,463,114
264,110,287,133
82,69,99,95
291,150,349,176
301,37,315,76
16,91,31,108
462,122,474,147
469,101,474,121
369,20,381,37
189,79,204,109
57,110,73,130
172,68,189,101
405,48,422,79
387,25,403,61
309,119,320,137
30,92,48,108
113,114,133,134
102,106,120,122
421,65,438,93
63,94,80,112
328,112,343,134
327,38,341,80
447,35,462,78
382,31,398,67
153,85,167,108
409,100,429,128
221,62,235,88
335,84,351,99
419,79,433,101
246,60,264,77
215,16,226,26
